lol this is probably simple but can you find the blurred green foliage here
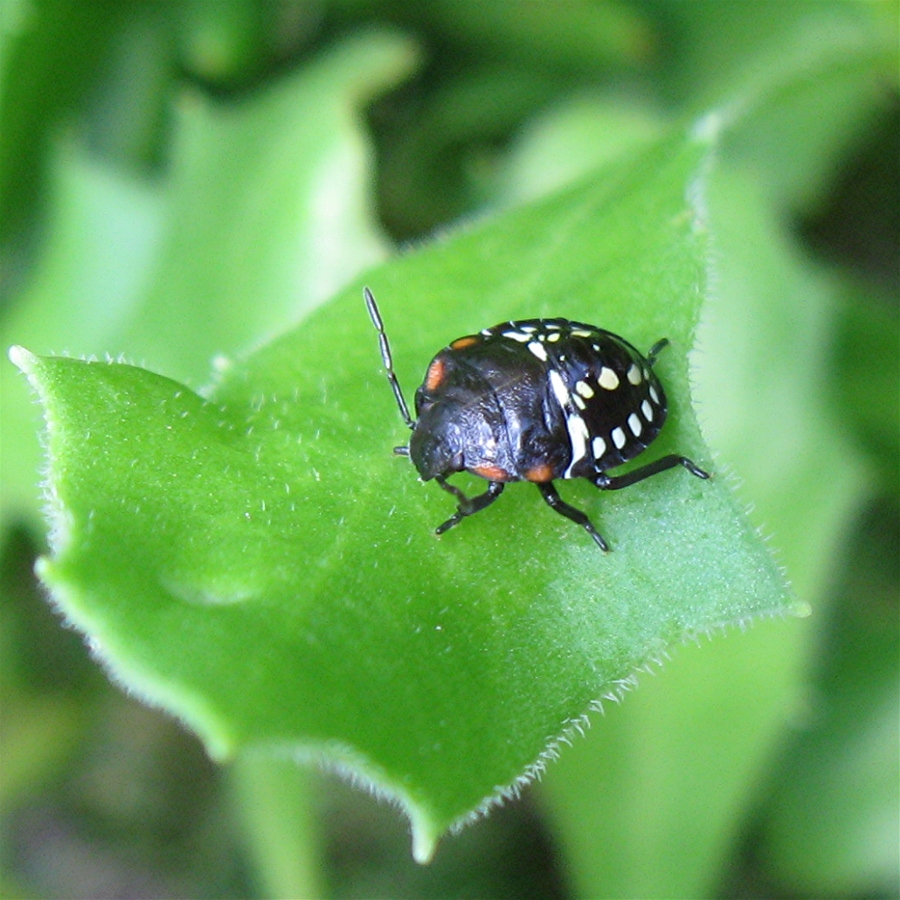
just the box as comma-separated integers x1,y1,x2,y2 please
1,2,897,898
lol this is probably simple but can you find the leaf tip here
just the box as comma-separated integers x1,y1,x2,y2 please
8,344,37,374
410,818,439,866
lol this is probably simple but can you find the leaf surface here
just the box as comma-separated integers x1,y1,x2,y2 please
13,121,792,861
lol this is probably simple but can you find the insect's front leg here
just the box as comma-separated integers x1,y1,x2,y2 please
433,476,505,536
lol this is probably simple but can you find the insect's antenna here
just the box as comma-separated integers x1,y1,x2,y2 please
364,287,415,430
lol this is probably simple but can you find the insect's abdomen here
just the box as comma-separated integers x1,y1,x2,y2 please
555,330,668,478
476,319,668,481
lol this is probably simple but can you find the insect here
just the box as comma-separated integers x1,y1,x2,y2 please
364,287,709,551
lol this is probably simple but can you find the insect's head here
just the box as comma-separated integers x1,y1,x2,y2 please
407,402,465,481
365,287,499,483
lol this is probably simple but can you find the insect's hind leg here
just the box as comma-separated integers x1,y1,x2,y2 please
433,476,505,536
594,455,710,491
536,481,609,552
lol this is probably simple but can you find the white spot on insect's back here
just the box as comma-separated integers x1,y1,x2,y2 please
564,412,590,478
503,330,533,342
598,367,620,391
575,379,594,398
548,368,570,408
611,426,627,449
528,341,548,361
572,394,586,410
592,436,607,459
570,328,594,337
641,399,654,421
546,331,561,342
649,384,660,405
628,413,642,437
627,363,642,385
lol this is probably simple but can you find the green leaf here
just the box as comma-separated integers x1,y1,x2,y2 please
757,504,900,895
540,616,810,900
0,0,133,245
499,91,665,207
120,28,413,382
666,0,896,211
694,161,868,601
828,280,900,489
1,29,417,525
11,121,792,861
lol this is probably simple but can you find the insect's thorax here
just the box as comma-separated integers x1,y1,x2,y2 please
410,318,668,484
410,343,539,482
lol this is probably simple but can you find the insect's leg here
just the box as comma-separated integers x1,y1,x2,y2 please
594,455,710,491
647,338,669,366
433,477,505,536
536,481,609,552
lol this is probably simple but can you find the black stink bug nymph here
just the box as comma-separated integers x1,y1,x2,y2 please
364,287,709,551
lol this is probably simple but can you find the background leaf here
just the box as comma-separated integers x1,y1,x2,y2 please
1,28,417,525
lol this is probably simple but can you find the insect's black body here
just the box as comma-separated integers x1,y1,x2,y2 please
365,288,708,551
412,318,668,483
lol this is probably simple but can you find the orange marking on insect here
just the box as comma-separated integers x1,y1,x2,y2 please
525,464,554,483
472,464,510,481
425,358,446,391
450,335,479,350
